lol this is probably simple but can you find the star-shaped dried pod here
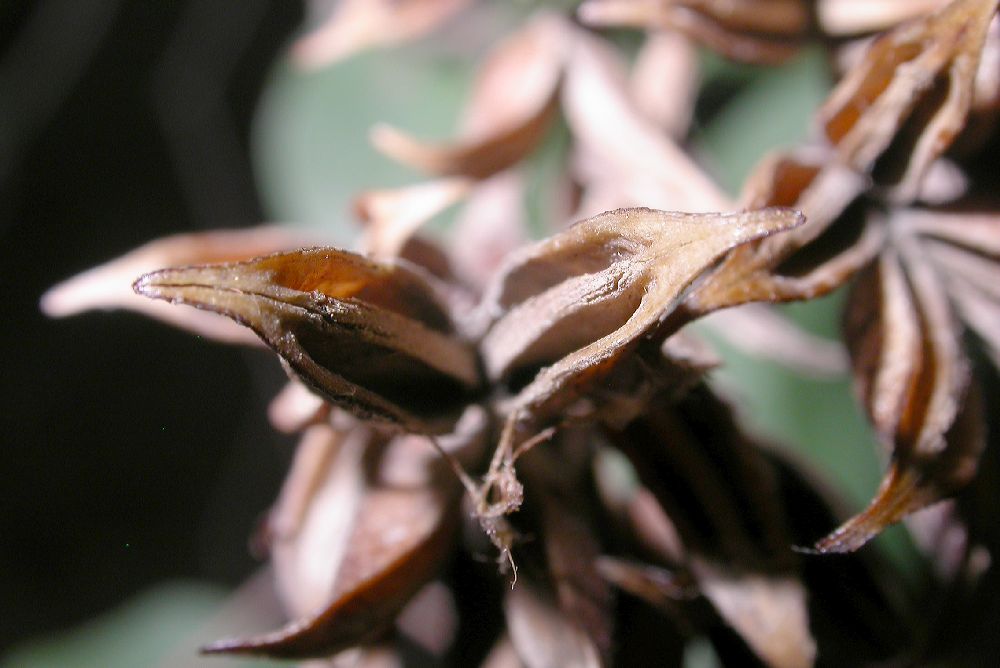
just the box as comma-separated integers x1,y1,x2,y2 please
818,0,998,203
477,207,804,428
814,227,986,552
577,0,809,64
693,0,998,312
205,408,487,659
905,206,1000,367
134,247,481,433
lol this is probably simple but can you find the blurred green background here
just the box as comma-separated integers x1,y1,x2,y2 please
1,2,912,666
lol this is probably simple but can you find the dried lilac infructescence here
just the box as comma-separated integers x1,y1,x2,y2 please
42,0,1000,665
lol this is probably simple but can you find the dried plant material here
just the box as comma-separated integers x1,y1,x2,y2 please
456,13,569,141
915,158,969,203
354,177,473,259
692,562,815,668
268,380,331,434
480,634,522,668
818,0,998,202
369,112,553,180
906,207,1000,367
537,492,614,662
595,557,692,608
450,171,530,293
369,14,565,180
134,248,480,432
973,15,1000,110
629,32,699,138
767,451,912,663
291,0,470,69
608,388,817,667
688,151,875,310
40,227,311,345
815,240,985,552
564,30,731,216
394,581,459,657
481,207,802,424
267,424,366,617
504,582,602,668
818,0,949,36
206,412,485,659
698,304,849,377
578,0,808,64
55,2,1000,664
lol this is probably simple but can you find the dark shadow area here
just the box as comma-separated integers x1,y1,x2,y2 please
0,0,302,650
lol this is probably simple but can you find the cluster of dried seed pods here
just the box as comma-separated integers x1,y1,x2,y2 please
43,0,1000,665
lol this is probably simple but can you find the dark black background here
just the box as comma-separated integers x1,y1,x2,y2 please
1,0,304,649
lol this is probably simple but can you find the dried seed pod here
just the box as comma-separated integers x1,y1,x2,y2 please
578,0,809,64
358,13,568,255
907,207,1000,368
355,178,473,259
134,247,481,432
369,13,566,180
818,0,998,202
818,0,949,36
688,150,876,311
205,409,486,659
478,207,803,425
40,227,313,345
816,232,985,552
607,387,816,668
563,30,730,217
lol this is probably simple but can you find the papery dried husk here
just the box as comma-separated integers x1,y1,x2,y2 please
292,0,471,68
40,227,314,345
629,32,699,138
767,449,912,663
687,150,875,311
696,1,998,313
268,379,332,434
606,387,816,668
205,409,487,658
504,581,602,668
815,233,986,552
358,13,568,255
906,207,1000,368
369,13,566,180
563,29,731,218
818,0,949,36
817,0,998,203
355,178,473,259
478,207,802,430
134,247,480,432
578,0,809,64
519,439,615,664
448,171,530,294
